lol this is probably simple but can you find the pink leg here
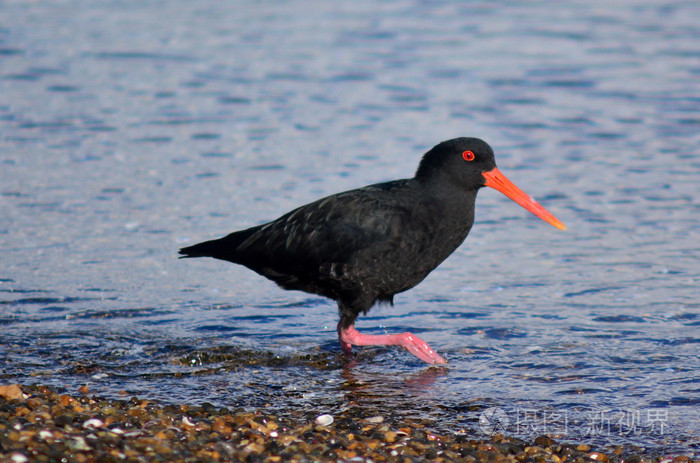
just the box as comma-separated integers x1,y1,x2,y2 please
338,322,447,365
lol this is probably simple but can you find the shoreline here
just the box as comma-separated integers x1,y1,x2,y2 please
0,384,695,462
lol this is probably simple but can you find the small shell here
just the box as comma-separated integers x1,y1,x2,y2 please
182,416,195,427
83,418,105,429
315,414,334,426
10,453,29,463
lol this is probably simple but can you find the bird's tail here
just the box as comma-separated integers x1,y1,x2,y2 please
178,238,223,258
178,227,258,261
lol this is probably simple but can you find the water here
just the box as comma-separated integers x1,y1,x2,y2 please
1,0,698,455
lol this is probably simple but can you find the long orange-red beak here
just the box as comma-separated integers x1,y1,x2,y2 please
483,167,566,230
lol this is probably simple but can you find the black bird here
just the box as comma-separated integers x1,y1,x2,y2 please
179,138,565,364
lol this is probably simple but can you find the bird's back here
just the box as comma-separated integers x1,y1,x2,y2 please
180,178,476,306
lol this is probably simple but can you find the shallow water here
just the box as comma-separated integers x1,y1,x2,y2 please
1,0,698,455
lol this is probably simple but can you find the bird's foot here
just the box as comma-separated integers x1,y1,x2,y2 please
337,323,446,365
395,331,447,365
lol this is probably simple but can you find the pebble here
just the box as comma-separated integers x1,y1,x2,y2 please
0,385,27,401
0,384,691,463
587,451,610,462
315,414,334,426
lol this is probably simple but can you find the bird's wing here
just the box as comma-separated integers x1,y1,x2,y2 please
234,181,430,283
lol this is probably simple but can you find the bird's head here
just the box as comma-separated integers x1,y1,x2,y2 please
416,137,566,230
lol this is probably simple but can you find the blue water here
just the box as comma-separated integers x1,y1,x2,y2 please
1,0,698,455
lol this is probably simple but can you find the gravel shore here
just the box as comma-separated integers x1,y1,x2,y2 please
0,384,694,462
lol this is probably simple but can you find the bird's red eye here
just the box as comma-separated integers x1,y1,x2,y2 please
462,150,475,161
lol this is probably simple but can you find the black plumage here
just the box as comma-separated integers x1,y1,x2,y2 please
180,137,564,364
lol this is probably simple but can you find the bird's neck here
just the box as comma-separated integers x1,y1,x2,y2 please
405,178,479,267
416,173,480,211
411,176,479,239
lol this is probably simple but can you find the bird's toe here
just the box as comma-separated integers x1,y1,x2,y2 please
399,332,447,365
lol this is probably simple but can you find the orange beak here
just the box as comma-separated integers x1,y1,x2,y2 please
482,167,566,231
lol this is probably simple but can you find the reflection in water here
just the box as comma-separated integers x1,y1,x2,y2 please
340,365,449,412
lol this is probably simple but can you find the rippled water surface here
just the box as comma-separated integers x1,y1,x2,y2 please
1,0,698,455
